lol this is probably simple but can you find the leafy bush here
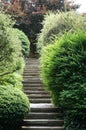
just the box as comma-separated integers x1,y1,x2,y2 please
13,28,30,57
0,12,30,130
40,31,86,129
0,73,23,90
0,85,30,129
37,11,86,53
0,13,23,77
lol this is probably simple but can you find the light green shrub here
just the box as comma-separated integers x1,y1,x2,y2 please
0,16,23,77
0,73,23,90
0,85,30,129
13,28,30,57
37,11,86,53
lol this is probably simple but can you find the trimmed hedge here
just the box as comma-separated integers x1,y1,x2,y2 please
0,85,30,129
37,11,86,53
13,28,30,57
40,31,86,129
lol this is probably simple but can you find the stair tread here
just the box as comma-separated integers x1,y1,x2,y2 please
22,126,64,130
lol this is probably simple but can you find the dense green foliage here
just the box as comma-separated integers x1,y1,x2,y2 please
0,73,23,90
0,13,23,76
13,28,30,57
0,85,30,129
37,11,86,53
0,11,30,129
40,31,86,129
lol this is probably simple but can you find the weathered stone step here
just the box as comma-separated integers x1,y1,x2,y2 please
27,94,51,98
23,77,41,81
24,86,45,91
22,81,43,86
29,98,51,103
22,80,42,83
30,104,62,113
24,90,49,94
25,68,39,70
23,75,39,78
24,73,40,76
24,69,39,71
21,126,64,130
23,83,43,87
25,65,39,67
24,68,40,72
25,112,63,119
23,119,64,126
24,87,45,90
23,73,39,76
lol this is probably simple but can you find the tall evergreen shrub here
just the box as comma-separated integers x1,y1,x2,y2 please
40,31,86,129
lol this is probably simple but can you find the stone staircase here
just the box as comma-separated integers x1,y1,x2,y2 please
21,58,64,130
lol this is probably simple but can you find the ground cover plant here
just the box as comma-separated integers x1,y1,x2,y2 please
40,31,86,129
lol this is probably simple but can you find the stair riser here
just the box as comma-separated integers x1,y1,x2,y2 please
30,107,62,113
23,82,43,87
24,91,49,94
25,113,63,119
23,120,64,126
24,87,45,90
27,93,50,97
23,81,42,83
29,99,51,103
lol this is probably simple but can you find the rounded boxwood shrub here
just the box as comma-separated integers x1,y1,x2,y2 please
0,85,30,129
13,28,30,57
40,31,86,129
37,11,86,53
40,31,86,103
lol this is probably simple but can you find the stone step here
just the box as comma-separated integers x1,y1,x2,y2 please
23,74,39,76
27,94,51,98
24,77,41,81
24,87,45,90
23,83,43,87
25,67,39,70
30,104,62,113
29,98,51,103
25,112,63,119
23,73,39,78
23,119,64,126
24,85,45,91
25,65,39,67
22,80,42,83
24,69,39,71
24,68,40,71
21,126,64,130
24,90,49,94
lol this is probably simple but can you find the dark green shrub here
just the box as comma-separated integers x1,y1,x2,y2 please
0,85,30,129
13,28,30,57
40,31,86,129
37,11,86,53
